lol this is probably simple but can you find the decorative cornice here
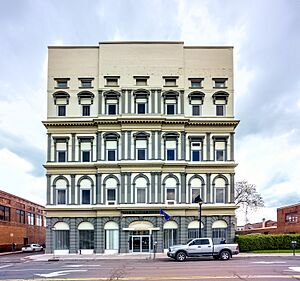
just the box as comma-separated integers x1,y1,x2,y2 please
43,119,239,128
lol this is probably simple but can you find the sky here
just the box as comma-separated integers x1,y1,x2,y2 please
0,0,299,225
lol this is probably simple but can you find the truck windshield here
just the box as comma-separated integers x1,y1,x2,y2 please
186,239,193,244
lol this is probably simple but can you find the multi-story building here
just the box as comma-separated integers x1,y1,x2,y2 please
0,190,45,252
44,42,239,254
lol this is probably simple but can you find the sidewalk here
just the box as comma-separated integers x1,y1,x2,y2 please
26,252,300,262
0,250,22,256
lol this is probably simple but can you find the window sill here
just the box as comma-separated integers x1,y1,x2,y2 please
105,85,119,87
213,86,227,89
79,86,94,89
189,86,203,89
54,87,69,89
163,85,178,87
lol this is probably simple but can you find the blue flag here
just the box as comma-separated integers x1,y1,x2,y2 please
160,209,170,221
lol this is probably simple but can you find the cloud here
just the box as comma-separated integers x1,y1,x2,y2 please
0,148,45,205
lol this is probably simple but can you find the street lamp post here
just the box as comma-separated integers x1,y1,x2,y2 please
198,198,203,238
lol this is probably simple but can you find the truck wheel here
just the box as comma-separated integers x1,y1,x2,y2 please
176,251,187,262
220,250,231,260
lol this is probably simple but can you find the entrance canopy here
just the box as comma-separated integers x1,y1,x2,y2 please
123,220,160,231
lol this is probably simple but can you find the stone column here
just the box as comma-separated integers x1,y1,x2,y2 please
95,217,104,253
71,175,76,204
151,90,155,114
181,131,186,160
206,173,211,203
151,131,155,159
71,133,75,162
121,131,125,160
151,172,156,203
206,133,211,161
69,218,77,254
157,172,162,203
157,131,161,159
121,172,126,204
127,90,132,113
180,172,186,203
47,133,51,162
98,90,102,115
157,90,161,114
97,132,101,161
46,174,51,205
96,173,102,204
127,173,132,203
121,89,126,114
230,132,235,161
230,173,235,203
119,217,127,253
180,90,184,114
127,131,131,160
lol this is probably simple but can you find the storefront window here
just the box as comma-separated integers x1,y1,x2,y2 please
55,230,69,250
105,229,119,250
79,230,94,249
163,229,177,249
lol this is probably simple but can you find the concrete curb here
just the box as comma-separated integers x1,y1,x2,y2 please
0,251,22,256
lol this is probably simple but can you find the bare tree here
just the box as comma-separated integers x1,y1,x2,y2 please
235,180,264,223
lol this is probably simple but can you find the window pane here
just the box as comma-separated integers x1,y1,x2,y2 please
58,151,66,162
192,188,201,203
79,230,94,249
57,190,66,204
81,190,91,204
192,105,200,116
107,150,116,161
55,230,70,250
216,150,225,161
106,79,118,86
137,149,146,160
105,229,119,250
166,104,175,114
107,189,116,201
82,151,90,162
191,81,201,88
137,188,146,203
216,188,225,203
192,150,200,161
188,229,198,239
108,104,116,115
212,228,227,239
167,149,175,160
136,79,147,86
82,105,90,116
164,229,177,248
167,188,175,201
57,81,68,88
165,79,176,86
58,105,66,116
81,80,92,88
137,103,146,114
216,105,224,116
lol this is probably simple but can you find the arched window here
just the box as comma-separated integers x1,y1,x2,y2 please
54,178,68,205
213,177,227,203
104,177,119,205
163,221,178,249
53,222,70,253
79,178,92,205
134,176,148,204
163,91,179,115
103,133,120,161
104,221,119,253
189,176,204,203
188,220,204,239
78,222,94,253
212,220,228,243
103,90,120,115
188,91,205,116
133,90,150,114
164,177,177,204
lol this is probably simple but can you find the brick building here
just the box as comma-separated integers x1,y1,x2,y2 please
0,190,46,252
277,203,300,234
236,218,277,235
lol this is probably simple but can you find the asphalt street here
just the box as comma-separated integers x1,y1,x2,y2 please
1,254,300,280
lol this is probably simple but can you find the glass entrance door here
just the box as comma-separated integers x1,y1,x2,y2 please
131,235,150,253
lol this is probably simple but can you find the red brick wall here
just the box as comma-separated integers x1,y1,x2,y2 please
277,205,300,234
0,190,46,252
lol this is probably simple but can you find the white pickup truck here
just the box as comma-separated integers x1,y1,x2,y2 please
167,237,239,261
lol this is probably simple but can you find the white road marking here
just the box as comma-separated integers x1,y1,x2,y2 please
288,267,300,272
252,261,286,264
63,265,101,268
35,269,87,278
0,264,12,269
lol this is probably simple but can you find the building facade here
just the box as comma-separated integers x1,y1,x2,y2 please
45,42,239,254
0,190,45,252
277,203,300,234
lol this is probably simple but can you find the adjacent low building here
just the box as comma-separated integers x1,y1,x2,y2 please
0,190,45,252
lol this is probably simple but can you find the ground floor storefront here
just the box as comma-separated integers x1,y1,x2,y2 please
45,205,236,254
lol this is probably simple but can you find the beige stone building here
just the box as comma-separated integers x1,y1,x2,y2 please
44,41,239,254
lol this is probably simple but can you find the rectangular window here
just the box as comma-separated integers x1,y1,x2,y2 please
215,188,225,203
137,149,146,160
191,142,202,161
191,188,201,203
166,104,175,115
137,103,146,114
136,78,147,86
57,189,66,204
82,151,90,162
216,105,225,116
192,105,201,116
0,205,10,222
190,78,203,88
55,230,70,250
57,151,66,162
55,79,69,89
36,214,42,226
107,189,116,204
136,188,146,203
27,213,35,225
215,149,225,161
106,78,119,86
82,105,90,116
79,78,93,88
212,228,226,239
192,150,200,161
164,229,177,249
164,78,177,87
214,79,227,88
58,105,66,116
166,188,176,202
107,150,116,161
285,213,298,223
105,229,119,250
81,189,91,204
188,229,198,239
167,149,175,160
108,104,117,115
16,210,25,224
